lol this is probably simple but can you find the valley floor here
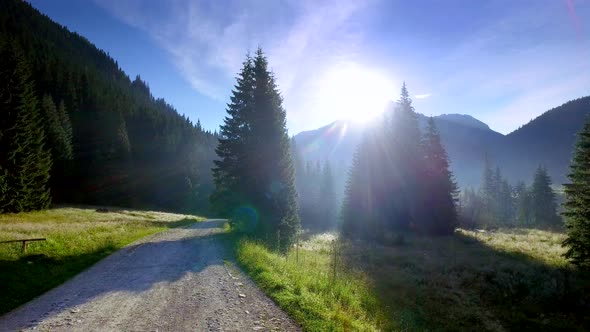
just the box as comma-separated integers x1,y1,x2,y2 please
237,228,590,331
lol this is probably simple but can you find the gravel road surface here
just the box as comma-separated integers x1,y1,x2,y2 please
0,220,299,331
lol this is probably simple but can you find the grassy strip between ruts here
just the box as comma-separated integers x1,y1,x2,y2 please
0,206,204,315
236,229,590,331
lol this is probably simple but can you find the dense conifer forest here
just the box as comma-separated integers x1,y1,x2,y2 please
0,0,218,213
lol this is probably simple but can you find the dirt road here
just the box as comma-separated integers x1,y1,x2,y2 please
0,220,299,331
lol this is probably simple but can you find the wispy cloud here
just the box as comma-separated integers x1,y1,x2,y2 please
414,93,431,99
96,0,590,135
95,0,372,132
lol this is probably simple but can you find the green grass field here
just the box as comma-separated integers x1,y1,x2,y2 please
237,229,590,331
0,206,203,315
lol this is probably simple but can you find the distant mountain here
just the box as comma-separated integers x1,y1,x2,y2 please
499,96,590,185
416,113,504,187
435,114,491,131
295,120,364,166
294,97,590,190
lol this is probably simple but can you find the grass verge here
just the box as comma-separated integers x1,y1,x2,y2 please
237,229,590,331
0,206,203,314
236,234,389,331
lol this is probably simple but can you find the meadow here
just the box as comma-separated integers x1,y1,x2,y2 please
237,228,590,331
0,206,203,314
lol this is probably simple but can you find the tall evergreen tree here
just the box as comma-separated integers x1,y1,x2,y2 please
341,138,374,239
458,187,483,229
530,165,560,226
41,94,73,162
57,100,73,155
480,154,496,224
419,117,458,235
515,181,531,226
211,55,254,221
291,137,305,194
562,119,590,267
211,49,299,251
497,176,514,225
318,160,336,230
248,48,299,251
0,42,52,212
384,82,422,230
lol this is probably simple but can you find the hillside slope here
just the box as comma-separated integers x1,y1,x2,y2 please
0,0,218,212
500,96,590,184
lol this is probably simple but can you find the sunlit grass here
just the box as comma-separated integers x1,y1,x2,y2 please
236,233,390,331
0,206,204,314
237,228,589,331
459,228,568,267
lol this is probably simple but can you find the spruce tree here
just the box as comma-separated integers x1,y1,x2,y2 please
562,119,590,267
0,42,52,212
384,83,422,230
420,117,458,235
341,139,372,239
248,48,299,251
318,160,336,230
211,49,299,251
291,137,305,194
530,165,560,226
515,181,531,226
211,55,254,221
57,100,73,155
42,94,73,161
480,154,501,226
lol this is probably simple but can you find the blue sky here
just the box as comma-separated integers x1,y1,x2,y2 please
29,0,590,135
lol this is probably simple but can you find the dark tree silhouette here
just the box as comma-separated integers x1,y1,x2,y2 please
0,42,51,212
563,118,590,267
212,49,299,251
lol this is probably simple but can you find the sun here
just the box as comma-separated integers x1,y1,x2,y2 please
317,63,394,124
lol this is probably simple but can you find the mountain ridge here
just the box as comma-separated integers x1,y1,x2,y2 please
294,96,590,189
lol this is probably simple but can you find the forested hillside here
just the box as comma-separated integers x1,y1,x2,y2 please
0,0,218,213
500,96,590,184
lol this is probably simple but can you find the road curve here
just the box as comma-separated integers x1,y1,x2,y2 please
0,220,299,331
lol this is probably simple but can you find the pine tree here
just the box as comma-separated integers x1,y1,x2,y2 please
211,55,255,221
42,94,73,161
384,83,422,230
341,139,374,239
57,100,73,155
515,181,531,226
458,188,483,229
530,165,560,226
420,117,458,235
0,42,52,212
248,48,299,251
318,160,336,230
211,49,299,251
480,154,495,224
498,178,514,225
562,118,590,267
